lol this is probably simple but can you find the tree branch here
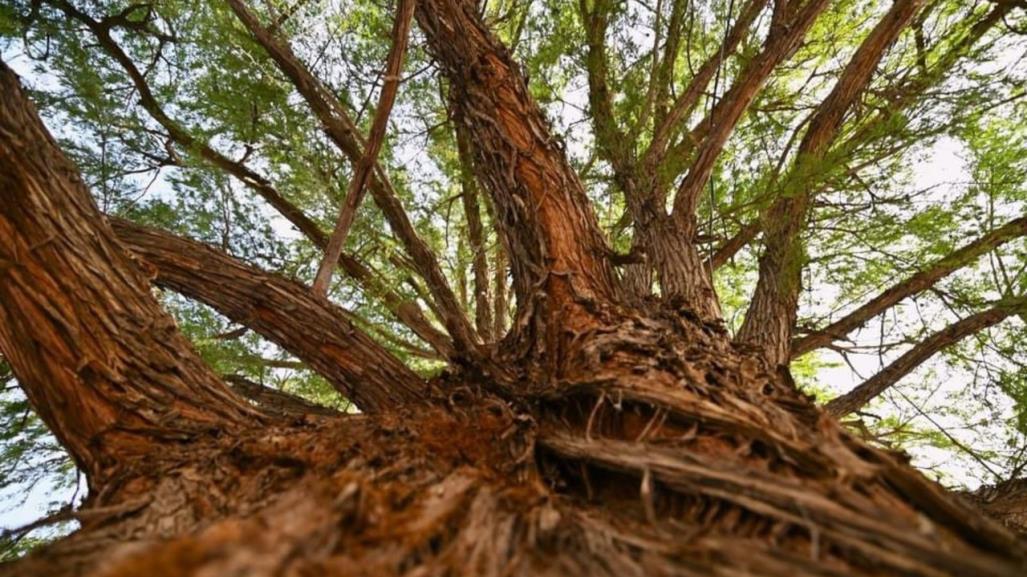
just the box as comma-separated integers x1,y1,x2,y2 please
47,0,451,359
223,375,340,417
226,0,481,359
793,215,1027,358
417,0,618,334
456,122,494,340
643,0,767,172
310,0,416,297
669,0,830,225
111,219,427,412
825,295,1027,417
0,62,262,484
737,0,924,366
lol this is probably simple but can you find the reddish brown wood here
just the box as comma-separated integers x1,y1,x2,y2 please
111,219,427,412
0,63,262,484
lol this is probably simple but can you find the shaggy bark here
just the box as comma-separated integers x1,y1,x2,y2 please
3,2,1027,576
968,478,1027,536
109,220,427,412
456,124,495,341
416,0,618,349
0,63,262,486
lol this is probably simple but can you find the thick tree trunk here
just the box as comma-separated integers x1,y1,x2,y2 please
0,63,263,486
3,4,1027,577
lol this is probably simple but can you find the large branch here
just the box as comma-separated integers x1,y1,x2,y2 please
793,215,1027,358
736,0,924,366
0,62,262,484
225,0,481,358
825,296,1027,417
669,0,830,225
110,219,427,412
47,0,451,359
627,0,827,318
416,0,618,328
311,0,416,297
643,0,767,172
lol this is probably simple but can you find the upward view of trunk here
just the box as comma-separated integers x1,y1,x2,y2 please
2,1,1026,576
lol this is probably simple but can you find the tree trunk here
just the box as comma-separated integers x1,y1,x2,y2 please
2,3,1027,576
736,0,924,366
0,63,266,483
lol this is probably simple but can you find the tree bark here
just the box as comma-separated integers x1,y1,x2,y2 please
737,0,924,366
4,3,1027,576
416,0,618,352
0,62,262,486
110,219,427,412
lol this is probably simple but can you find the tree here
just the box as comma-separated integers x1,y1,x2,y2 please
1,0,1027,575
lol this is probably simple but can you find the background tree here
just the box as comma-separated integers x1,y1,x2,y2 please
1,0,1026,574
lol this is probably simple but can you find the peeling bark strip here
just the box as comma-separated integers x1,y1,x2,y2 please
826,296,1027,417
793,214,1027,357
110,220,427,412
0,63,261,482
46,0,450,358
416,0,617,324
737,0,924,366
310,0,416,297
226,0,481,359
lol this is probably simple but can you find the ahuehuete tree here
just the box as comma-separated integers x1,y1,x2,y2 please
1,0,1027,574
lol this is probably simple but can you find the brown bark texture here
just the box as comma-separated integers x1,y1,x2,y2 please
0,63,262,486
2,1,1026,576
109,219,427,412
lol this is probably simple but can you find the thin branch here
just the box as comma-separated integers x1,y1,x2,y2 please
226,0,480,357
794,215,1027,357
825,295,1026,417
311,0,416,297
